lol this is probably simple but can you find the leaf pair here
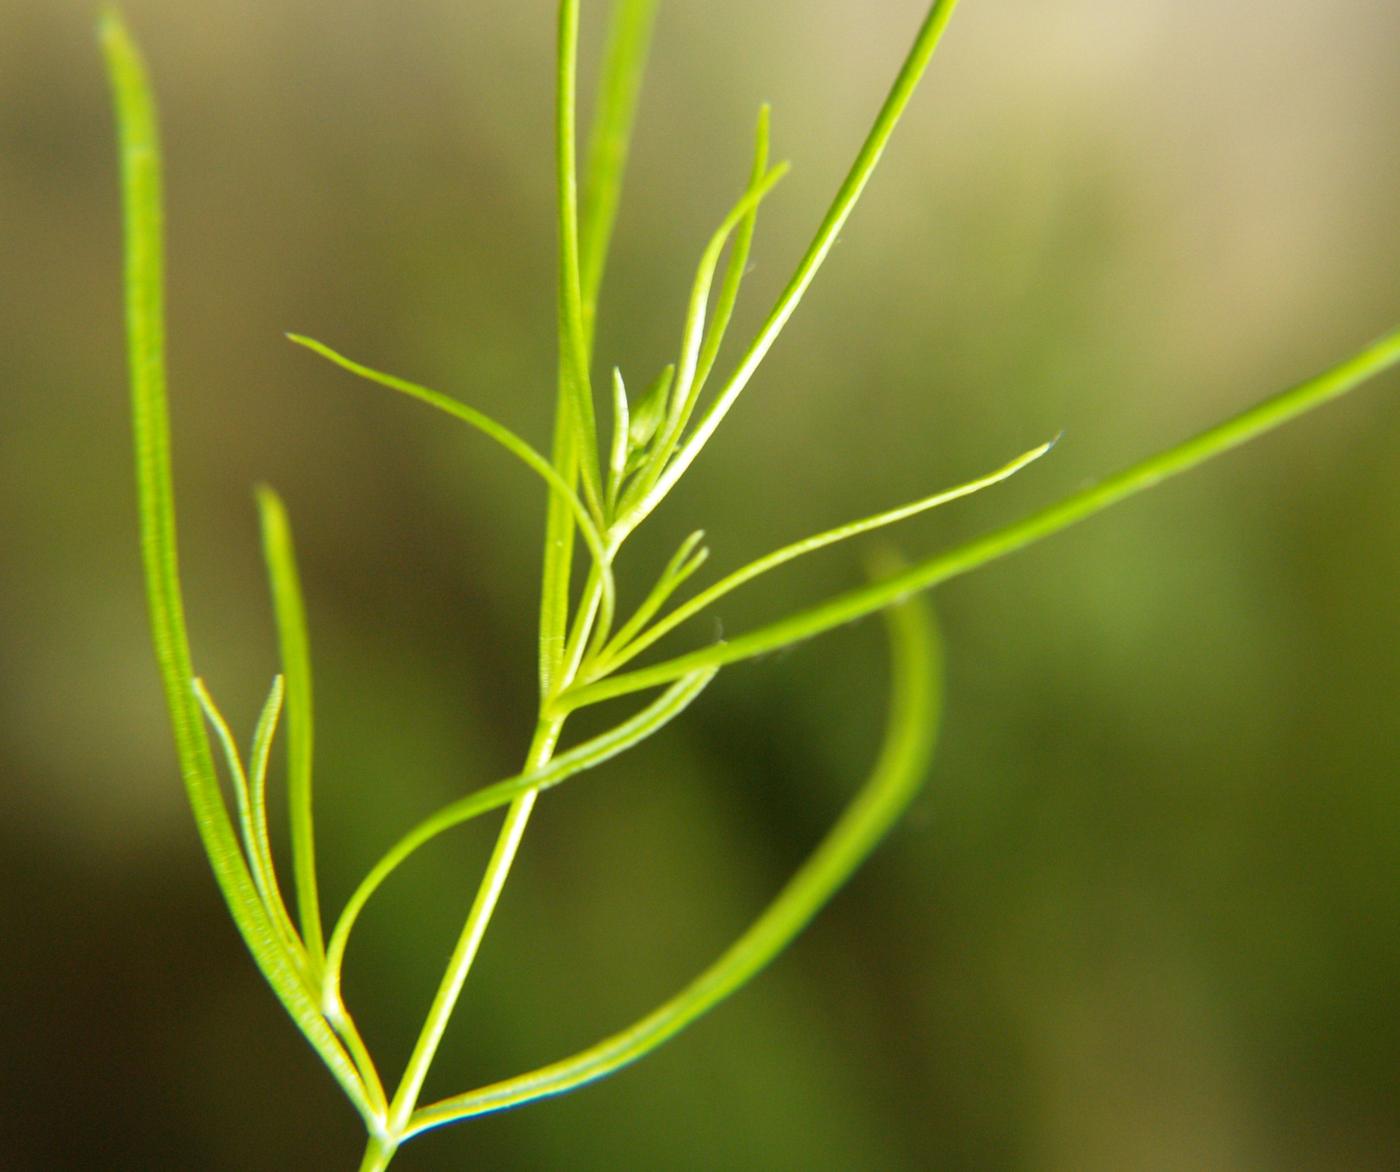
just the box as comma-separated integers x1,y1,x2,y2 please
101,9,384,1129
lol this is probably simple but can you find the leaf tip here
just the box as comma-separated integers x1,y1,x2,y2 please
253,481,285,517
97,4,128,46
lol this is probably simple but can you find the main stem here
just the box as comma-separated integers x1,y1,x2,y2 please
368,566,608,1167
377,717,566,1154
363,4,631,1163
357,1132,396,1172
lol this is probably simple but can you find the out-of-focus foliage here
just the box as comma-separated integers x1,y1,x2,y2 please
2,2,1397,1168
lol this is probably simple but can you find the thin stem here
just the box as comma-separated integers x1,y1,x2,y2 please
563,325,1400,710
539,398,581,698
545,0,656,697
385,718,565,1135
357,1132,397,1172
332,1006,390,1120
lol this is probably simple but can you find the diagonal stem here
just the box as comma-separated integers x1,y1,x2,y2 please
384,718,565,1136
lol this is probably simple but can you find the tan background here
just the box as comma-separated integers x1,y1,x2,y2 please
2,1,1398,1168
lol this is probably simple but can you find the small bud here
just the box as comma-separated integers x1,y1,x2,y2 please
628,364,675,450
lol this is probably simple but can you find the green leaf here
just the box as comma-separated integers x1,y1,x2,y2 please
606,367,631,513
626,363,675,453
578,0,661,333
194,675,307,979
190,679,256,883
691,103,772,403
564,326,1400,710
592,530,708,669
556,0,605,518
616,158,791,526
101,7,379,1127
257,487,324,969
286,335,615,596
621,0,966,532
595,438,1053,676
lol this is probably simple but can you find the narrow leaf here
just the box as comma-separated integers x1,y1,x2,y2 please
565,326,1400,710
588,532,708,667
192,679,255,869
691,104,772,400
606,367,630,513
286,335,615,587
556,0,604,516
618,160,791,525
622,0,965,531
100,8,377,1124
596,438,1052,675
194,676,309,984
626,363,674,452
592,530,708,669
257,487,324,968
247,675,289,924
579,0,661,331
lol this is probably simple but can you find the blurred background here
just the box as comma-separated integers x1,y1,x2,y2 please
3,1,1398,1168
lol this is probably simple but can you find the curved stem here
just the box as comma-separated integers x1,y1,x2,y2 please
286,335,613,585
404,585,940,1136
322,669,714,1005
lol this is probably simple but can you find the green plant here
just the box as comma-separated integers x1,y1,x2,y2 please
101,2,1398,1168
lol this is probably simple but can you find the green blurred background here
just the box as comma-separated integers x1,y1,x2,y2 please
3,1,1398,1168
